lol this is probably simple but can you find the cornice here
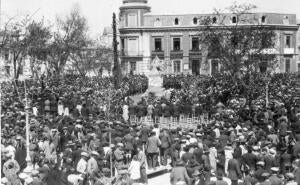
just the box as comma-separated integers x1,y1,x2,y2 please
119,24,299,34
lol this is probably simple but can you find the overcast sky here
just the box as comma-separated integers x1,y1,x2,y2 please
1,0,300,38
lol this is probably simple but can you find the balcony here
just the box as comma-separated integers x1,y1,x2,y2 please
189,49,201,59
151,50,164,59
120,50,144,58
170,50,183,59
284,48,294,55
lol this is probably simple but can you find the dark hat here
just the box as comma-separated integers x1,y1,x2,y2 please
37,167,49,174
176,160,184,166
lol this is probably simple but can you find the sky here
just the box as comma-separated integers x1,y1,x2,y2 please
1,0,300,38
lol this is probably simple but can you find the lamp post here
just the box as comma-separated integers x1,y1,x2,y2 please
23,79,33,173
265,73,271,108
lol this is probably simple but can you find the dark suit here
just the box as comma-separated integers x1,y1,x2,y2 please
242,152,258,170
160,133,171,165
227,158,242,185
146,136,160,168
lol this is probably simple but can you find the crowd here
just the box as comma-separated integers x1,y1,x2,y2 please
1,73,300,185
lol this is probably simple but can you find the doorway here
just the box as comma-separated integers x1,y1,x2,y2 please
192,60,200,75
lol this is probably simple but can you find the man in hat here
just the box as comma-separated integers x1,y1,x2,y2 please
114,143,125,170
14,135,26,170
241,147,258,171
159,129,172,166
170,160,190,185
3,152,21,185
146,131,161,170
137,145,148,185
76,152,89,174
123,130,135,164
285,173,297,185
268,167,281,185
87,151,99,177
278,116,288,142
227,152,242,185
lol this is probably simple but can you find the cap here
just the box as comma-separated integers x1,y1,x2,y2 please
117,143,124,147
270,167,279,172
81,152,89,157
91,151,99,156
257,161,265,166
269,149,276,155
286,173,294,179
261,172,270,177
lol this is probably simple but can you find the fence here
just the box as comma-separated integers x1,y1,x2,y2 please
129,114,209,130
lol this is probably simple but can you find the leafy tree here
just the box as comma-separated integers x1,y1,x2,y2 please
25,20,51,78
69,46,113,77
0,15,32,81
47,5,89,79
199,3,278,77
198,3,278,107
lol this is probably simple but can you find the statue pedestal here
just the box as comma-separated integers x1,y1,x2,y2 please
148,74,163,87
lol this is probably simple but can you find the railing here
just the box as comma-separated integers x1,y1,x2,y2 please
121,50,144,57
129,114,209,129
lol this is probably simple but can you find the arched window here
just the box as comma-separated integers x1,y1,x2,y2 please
212,17,217,24
261,16,266,23
232,16,237,23
193,17,198,25
175,18,179,25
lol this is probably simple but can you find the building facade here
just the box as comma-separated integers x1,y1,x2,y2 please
119,0,299,75
297,23,300,72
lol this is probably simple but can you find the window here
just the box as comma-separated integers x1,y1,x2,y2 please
4,51,9,60
174,18,179,25
154,38,162,51
232,16,237,24
128,38,138,55
192,37,199,51
5,66,10,75
212,17,217,24
121,39,125,52
128,14,137,27
285,35,291,48
173,38,181,51
283,16,289,24
173,60,181,73
193,17,198,25
154,18,161,27
19,65,23,75
261,16,266,23
285,58,290,73
130,61,136,72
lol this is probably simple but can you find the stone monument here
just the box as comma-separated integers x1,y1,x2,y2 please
147,56,164,87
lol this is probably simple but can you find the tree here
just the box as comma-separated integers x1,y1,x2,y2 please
0,15,32,81
112,13,121,88
69,46,113,77
199,3,278,77
198,3,278,107
47,5,90,79
25,20,51,78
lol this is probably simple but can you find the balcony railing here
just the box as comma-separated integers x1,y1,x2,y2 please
121,50,144,57
284,48,294,55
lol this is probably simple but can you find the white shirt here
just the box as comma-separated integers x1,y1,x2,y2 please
58,104,64,115
189,137,197,144
214,128,220,138
153,128,160,138
128,160,140,180
76,158,87,174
